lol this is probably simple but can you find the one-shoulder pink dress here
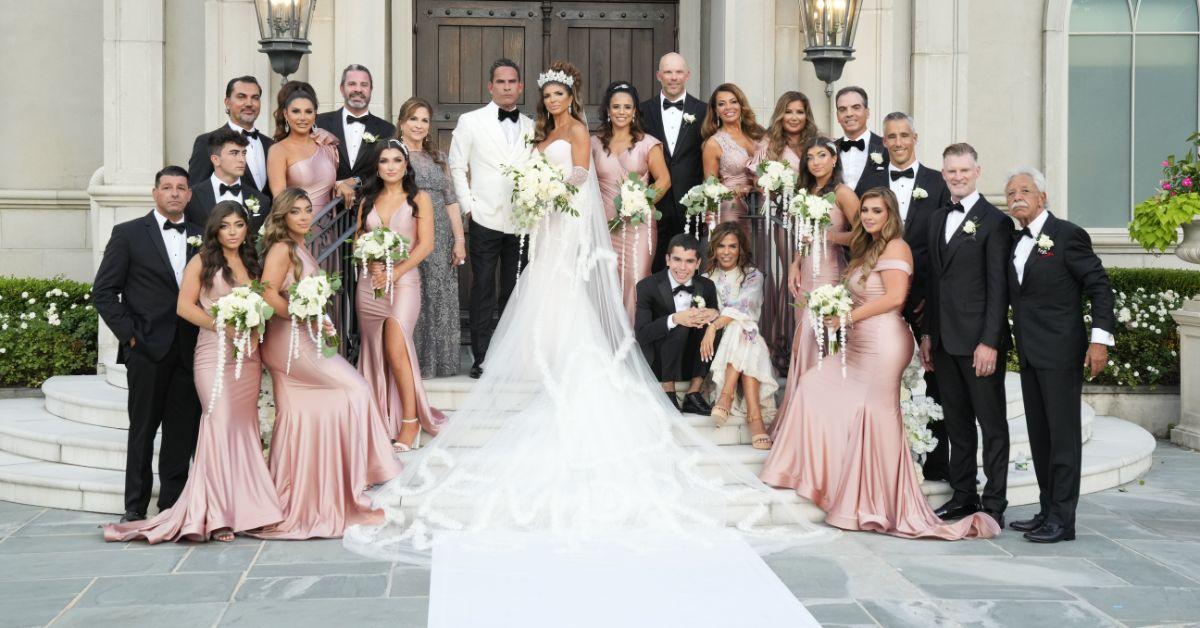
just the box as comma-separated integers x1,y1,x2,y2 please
284,143,339,208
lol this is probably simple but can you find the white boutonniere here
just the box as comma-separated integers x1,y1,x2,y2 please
870,152,883,165
1036,234,1054,255
244,197,261,216
961,219,978,236
682,112,697,125
692,295,705,308
912,187,928,200
186,236,203,248
362,132,379,144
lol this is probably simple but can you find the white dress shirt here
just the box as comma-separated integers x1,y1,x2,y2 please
152,210,187,286
665,274,696,331
660,92,685,154
944,190,980,243
342,108,368,166
211,173,244,204
839,130,870,190
227,121,266,191
498,107,520,145
888,161,920,223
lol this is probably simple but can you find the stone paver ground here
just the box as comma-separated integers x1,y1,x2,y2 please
0,443,1197,627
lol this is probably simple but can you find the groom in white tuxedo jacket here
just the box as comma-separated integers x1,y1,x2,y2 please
449,58,535,378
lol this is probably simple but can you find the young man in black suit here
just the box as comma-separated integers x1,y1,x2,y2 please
1006,167,1114,543
639,53,708,272
315,64,397,187
833,86,889,193
185,127,270,233
93,166,203,523
635,234,719,414
188,76,273,196
920,143,1013,529
857,111,952,481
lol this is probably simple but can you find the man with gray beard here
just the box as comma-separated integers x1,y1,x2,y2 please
316,64,397,187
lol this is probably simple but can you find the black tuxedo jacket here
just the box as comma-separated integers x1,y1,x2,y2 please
188,126,273,196
849,132,890,195
634,270,718,347
1008,212,1115,370
315,108,397,183
93,212,202,364
923,194,1014,356
184,180,270,235
857,163,950,320
639,95,708,221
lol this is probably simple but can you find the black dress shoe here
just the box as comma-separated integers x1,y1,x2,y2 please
119,511,145,523
934,500,981,521
1023,521,1075,543
981,510,1005,529
680,392,712,415
664,391,681,411
1009,514,1046,533
469,364,483,379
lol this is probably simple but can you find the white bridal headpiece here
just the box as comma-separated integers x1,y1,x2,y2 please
537,69,575,89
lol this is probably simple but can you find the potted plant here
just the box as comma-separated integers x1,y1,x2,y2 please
1129,131,1200,262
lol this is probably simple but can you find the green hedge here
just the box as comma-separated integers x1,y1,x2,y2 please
0,277,98,388
1006,267,1200,387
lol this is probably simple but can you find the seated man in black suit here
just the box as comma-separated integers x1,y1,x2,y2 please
315,64,397,188
185,127,270,234
634,233,719,414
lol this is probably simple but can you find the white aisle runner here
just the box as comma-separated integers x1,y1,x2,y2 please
428,531,821,628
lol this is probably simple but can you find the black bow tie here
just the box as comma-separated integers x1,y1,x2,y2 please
1015,227,1033,240
838,137,865,152
948,201,966,213
162,220,185,233
662,99,684,111
345,114,367,125
890,168,914,181
498,108,519,123
219,183,242,196
672,283,694,295
241,128,260,140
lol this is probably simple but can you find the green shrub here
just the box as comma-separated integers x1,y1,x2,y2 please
0,277,97,387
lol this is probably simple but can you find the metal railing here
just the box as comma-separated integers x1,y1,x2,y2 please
308,197,362,363
742,191,797,375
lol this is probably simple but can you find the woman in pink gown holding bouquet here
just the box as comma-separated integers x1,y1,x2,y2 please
700,83,765,231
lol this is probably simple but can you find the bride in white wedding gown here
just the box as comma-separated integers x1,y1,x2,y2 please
344,63,829,627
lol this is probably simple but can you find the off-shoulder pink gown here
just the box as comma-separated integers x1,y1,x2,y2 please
285,143,339,207
253,247,402,539
103,273,283,542
711,130,763,229
759,259,998,539
356,200,447,439
592,134,662,323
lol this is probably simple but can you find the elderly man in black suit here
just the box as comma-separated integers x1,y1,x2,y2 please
185,127,270,233
188,76,273,196
1005,166,1115,543
93,166,203,523
640,53,708,272
315,64,397,188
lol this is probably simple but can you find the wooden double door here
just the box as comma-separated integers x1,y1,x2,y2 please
414,0,679,149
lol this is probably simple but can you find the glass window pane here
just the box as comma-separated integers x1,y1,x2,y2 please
1134,35,1199,204
1069,35,1133,227
1136,0,1199,31
1071,0,1133,32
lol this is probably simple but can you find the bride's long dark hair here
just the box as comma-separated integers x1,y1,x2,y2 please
531,60,586,145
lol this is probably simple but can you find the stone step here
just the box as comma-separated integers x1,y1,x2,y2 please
104,361,127,389
0,398,158,471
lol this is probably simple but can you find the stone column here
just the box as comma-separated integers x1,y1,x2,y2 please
203,0,274,131
707,0,775,115
1171,300,1200,449
332,0,389,117
911,0,966,164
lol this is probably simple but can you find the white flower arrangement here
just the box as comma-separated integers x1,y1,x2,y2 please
899,354,944,479
206,283,274,418
258,370,276,451
870,152,883,165
805,283,853,378
961,219,978,236
682,112,696,125
680,176,733,234
608,173,660,284
1036,233,1054,254
692,295,706,309
351,227,411,302
362,131,379,144
756,159,798,218
504,153,579,278
186,236,203,248
285,271,341,373
785,188,837,278
244,197,261,216
912,187,928,200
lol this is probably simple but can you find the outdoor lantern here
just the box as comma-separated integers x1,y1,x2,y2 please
252,0,317,83
800,0,864,95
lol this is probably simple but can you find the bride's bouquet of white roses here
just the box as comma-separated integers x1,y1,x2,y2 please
206,282,274,418
786,189,837,278
286,271,341,373
681,176,733,234
805,283,853,378
504,153,579,277
608,173,660,283
755,159,797,217
351,227,411,302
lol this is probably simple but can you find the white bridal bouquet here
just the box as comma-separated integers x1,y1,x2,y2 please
351,226,411,301
504,152,579,277
608,173,660,282
286,271,341,373
786,189,837,278
805,283,853,377
681,176,733,234
755,159,797,217
206,283,274,418
900,358,944,482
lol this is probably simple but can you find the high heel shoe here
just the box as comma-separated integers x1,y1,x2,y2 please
393,418,421,453
711,392,734,427
747,413,772,450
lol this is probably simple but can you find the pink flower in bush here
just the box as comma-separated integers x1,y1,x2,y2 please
1163,160,1170,167
1184,177,1194,188
1163,182,1172,190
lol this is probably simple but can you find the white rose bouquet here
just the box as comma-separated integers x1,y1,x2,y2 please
608,173,660,283
805,283,853,377
351,227,411,301
755,159,797,217
206,282,274,418
286,271,341,373
680,176,733,234
504,153,579,277
786,189,838,278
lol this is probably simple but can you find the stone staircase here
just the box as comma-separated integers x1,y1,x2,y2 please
0,366,1157,519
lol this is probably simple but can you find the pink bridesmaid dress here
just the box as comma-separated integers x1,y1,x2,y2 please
759,259,999,539
254,247,403,539
285,143,339,207
103,273,283,542
356,199,447,440
712,130,763,229
591,134,662,323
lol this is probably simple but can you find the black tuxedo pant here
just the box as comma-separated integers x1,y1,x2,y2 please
468,220,525,365
645,323,711,383
123,335,201,515
651,204,685,273
1020,366,1083,528
931,347,1009,514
